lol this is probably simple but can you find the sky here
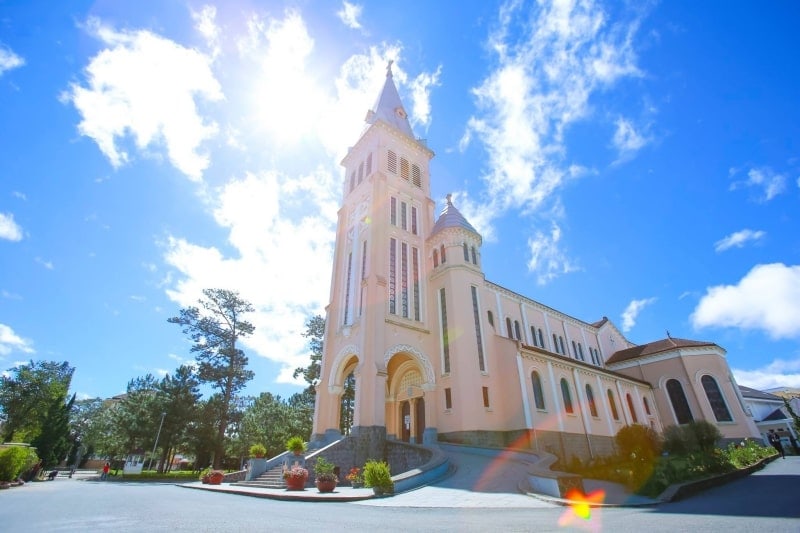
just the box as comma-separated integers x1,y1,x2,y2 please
1,0,799,402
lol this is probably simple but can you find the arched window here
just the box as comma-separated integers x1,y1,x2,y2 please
701,375,732,422
643,396,651,415
471,246,477,265
552,334,559,353
531,371,545,410
626,393,638,423
506,318,513,339
559,336,566,355
586,384,598,417
607,389,619,420
463,242,469,261
440,244,446,263
514,320,522,340
666,379,694,424
487,310,494,327
433,249,439,268
561,378,574,414
530,326,538,347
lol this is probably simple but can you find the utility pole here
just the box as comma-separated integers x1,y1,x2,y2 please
148,412,166,472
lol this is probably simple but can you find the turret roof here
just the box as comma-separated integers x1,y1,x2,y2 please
430,194,480,239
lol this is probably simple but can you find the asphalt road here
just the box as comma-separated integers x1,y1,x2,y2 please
1,456,797,532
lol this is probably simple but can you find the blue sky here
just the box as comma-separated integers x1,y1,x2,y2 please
1,0,799,402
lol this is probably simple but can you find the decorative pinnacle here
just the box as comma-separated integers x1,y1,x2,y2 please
446,193,453,205
386,59,394,78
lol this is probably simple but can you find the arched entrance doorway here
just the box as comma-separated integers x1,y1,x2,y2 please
387,354,427,444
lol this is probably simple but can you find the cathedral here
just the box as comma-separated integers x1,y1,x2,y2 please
311,64,761,461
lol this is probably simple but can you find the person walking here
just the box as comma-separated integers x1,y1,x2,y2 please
768,430,785,459
101,462,110,480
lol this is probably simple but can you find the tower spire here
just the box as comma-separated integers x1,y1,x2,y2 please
386,59,394,78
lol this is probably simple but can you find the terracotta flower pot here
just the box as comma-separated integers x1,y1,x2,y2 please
206,471,224,485
316,479,337,493
285,475,307,490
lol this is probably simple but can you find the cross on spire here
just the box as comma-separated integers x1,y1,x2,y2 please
386,59,394,78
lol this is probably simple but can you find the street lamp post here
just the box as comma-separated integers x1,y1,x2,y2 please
148,412,166,472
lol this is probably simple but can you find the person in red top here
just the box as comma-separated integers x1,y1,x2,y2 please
101,462,110,480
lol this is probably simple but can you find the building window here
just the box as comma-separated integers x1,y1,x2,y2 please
471,286,486,372
444,388,452,410
531,371,545,410
440,244,446,263
530,326,538,347
608,389,619,421
586,384,598,417
358,161,364,184
471,246,477,265
578,344,585,361
559,336,566,355
361,241,368,279
463,242,469,261
401,243,408,318
553,334,559,353
487,310,494,327
411,206,418,235
561,378,573,414
506,318,514,339
400,157,410,181
482,386,490,408
572,340,578,358
643,396,651,415
701,375,733,422
344,252,353,325
400,201,407,230
666,379,694,424
388,238,396,314
538,329,545,348
349,172,355,192
514,321,522,340
412,247,420,321
433,249,439,268
366,152,372,175
626,393,638,423
388,150,397,174
411,163,421,187
390,197,397,226
439,288,450,374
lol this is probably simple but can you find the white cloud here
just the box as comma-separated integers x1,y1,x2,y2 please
0,323,34,356
714,228,766,252
464,0,644,283
612,116,648,157
65,18,223,181
12,191,26,201
526,222,579,285
0,45,24,75
163,168,339,384
692,263,800,339
35,257,54,270
192,5,221,59
337,2,363,30
408,65,442,130
730,166,787,202
621,297,656,332
0,212,23,241
733,358,800,390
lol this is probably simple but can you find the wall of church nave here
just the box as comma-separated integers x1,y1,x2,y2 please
437,429,617,463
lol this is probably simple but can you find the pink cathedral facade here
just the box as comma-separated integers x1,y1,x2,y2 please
311,65,760,461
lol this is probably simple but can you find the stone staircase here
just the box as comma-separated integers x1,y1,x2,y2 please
232,464,287,489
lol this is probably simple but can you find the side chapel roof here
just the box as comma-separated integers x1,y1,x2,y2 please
605,337,717,365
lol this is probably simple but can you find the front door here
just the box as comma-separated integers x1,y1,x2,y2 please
414,397,425,444
401,401,411,442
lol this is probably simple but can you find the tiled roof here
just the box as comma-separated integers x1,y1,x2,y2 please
605,337,716,365
739,385,784,402
430,195,479,238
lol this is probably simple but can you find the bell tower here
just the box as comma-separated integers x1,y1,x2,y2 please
312,62,436,449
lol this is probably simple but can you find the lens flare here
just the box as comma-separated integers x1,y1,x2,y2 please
557,489,606,531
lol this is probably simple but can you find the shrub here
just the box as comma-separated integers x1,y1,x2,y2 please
249,443,267,458
688,421,722,453
615,424,662,461
314,456,337,482
662,424,696,455
285,436,306,455
0,446,39,482
363,460,393,493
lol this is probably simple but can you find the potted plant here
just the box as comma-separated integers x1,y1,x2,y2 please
199,467,225,485
314,456,338,493
345,466,363,488
363,460,394,496
282,465,308,490
249,443,267,458
286,436,306,456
